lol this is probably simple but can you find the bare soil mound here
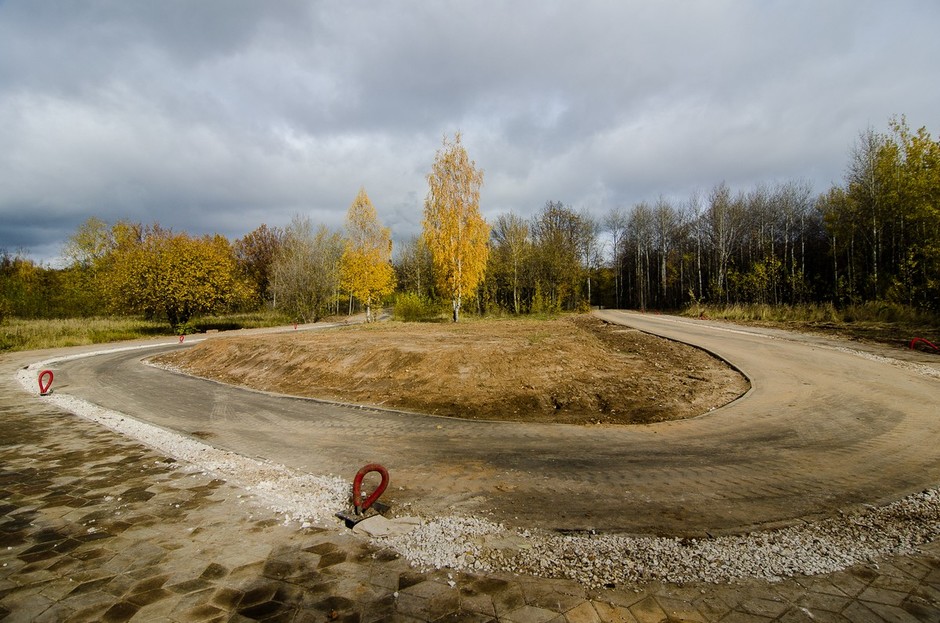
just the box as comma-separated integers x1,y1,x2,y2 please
155,315,748,425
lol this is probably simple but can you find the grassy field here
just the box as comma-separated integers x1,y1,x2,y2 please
4,303,938,353
0,311,293,353
682,301,940,348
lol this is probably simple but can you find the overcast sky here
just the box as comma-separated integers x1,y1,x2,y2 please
1,1,938,264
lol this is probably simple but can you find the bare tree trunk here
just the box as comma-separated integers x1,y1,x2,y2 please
696,233,703,299
832,233,839,301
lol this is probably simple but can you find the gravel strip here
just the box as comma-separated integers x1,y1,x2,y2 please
833,345,940,379
14,350,940,588
372,489,940,587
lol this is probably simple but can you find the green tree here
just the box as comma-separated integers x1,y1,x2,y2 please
340,188,396,322
822,117,940,310
531,201,589,311
61,216,115,315
490,212,531,314
704,182,746,303
394,235,435,299
0,250,39,319
423,133,489,322
234,224,283,308
272,215,344,323
63,217,112,269
883,117,940,308
845,127,891,298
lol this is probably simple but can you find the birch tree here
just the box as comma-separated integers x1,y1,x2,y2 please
705,182,742,302
628,202,654,310
653,196,677,305
340,188,396,322
490,212,530,314
422,133,489,322
603,207,627,308
847,127,887,298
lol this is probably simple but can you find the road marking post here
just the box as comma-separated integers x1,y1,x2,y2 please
38,370,54,395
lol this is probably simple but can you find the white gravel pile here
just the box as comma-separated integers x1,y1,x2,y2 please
371,488,940,587
15,351,940,587
508,488,940,586
377,516,503,570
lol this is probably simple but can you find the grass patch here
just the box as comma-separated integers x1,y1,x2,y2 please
0,317,170,352
0,310,294,353
682,302,842,323
191,310,293,332
682,302,940,347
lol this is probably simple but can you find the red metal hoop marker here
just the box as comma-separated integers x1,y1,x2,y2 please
909,337,940,353
352,463,389,515
38,370,54,395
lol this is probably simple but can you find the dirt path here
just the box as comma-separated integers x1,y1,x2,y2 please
155,315,746,425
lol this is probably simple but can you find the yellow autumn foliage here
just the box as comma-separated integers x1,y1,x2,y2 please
104,224,252,329
340,188,395,321
423,133,489,322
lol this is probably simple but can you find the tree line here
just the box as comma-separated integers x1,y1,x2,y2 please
3,117,938,327
396,116,940,317
595,116,939,313
1,189,397,330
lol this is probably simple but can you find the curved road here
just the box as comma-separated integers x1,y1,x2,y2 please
11,311,940,537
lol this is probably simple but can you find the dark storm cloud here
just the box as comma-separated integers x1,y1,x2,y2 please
1,1,938,263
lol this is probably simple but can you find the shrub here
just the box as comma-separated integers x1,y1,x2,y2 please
393,293,438,322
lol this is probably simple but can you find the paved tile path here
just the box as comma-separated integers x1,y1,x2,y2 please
2,390,940,621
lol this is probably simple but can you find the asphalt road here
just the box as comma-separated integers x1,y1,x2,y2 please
10,311,940,537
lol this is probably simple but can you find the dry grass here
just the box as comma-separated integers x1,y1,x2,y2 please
156,315,748,424
0,317,169,352
682,302,940,347
0,311,293,353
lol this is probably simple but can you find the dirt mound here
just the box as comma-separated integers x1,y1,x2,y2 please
155,315,748,425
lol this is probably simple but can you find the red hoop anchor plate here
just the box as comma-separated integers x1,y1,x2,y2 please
38,370,54,395
353,463,389,515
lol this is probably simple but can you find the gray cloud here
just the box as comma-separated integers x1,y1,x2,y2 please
1,1,938,264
